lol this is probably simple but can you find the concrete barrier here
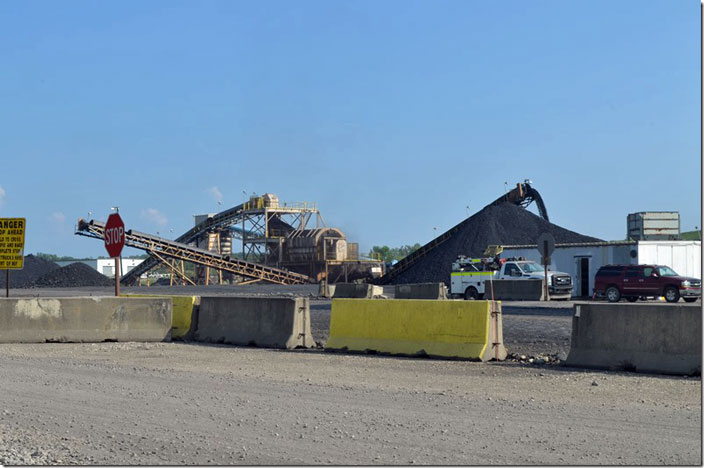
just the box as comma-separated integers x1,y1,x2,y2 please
125,294,199,339
333,283,383,299
394,283,448,300
195,297,314,349
566,303,701,375
318,282,336,298
0,297,172,343
326,299,506,361
483,279,543,301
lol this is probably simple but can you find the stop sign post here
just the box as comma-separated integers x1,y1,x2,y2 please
536,233,556,301
104,213,125,296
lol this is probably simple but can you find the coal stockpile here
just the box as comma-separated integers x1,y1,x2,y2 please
30,262,114,288
390,202,602,285
0,254,61,288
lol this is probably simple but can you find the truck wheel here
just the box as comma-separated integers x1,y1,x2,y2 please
464,287,478,300
664,287,680,303
683,297,699,303
626,296,638,302
606,286,621,302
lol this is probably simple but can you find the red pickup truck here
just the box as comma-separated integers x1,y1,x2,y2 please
593,264,701,303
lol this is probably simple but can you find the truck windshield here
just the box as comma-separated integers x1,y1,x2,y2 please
656,266,679,277
520,262,543,273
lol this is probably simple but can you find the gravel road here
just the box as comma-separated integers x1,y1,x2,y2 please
0,342,699,465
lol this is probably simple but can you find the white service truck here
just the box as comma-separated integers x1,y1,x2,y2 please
450,255,573,300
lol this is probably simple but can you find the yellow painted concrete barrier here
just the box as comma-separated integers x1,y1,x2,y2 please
125,295,198,339
326,299,506,361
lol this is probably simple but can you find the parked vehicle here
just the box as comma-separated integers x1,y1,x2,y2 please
450,255,572,300
593,264,701,303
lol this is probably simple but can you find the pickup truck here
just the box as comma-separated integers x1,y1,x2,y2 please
450,257,573,300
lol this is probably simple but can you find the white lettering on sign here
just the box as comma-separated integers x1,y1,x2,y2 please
105,226,124,245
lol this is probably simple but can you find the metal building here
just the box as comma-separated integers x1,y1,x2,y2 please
502,240,701,298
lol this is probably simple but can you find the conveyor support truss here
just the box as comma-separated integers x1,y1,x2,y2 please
76,219,311,285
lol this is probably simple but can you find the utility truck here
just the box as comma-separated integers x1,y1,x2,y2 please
449,246,573,300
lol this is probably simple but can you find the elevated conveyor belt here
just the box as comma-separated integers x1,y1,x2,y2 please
119,203,250,284
76,219,311,285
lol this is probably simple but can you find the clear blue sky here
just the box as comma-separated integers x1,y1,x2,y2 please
0,0,700,258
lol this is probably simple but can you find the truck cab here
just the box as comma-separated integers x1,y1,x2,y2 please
501,260,573,298
450,256,573,300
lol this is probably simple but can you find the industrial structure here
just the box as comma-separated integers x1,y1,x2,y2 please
76,193,383,286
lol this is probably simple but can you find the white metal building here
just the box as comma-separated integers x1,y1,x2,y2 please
502,240,702,298
56,259,145,278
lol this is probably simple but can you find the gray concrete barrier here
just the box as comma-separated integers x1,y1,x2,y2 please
566,303,702,375
333,283,383,299
0,297,172,343
195,297,314,349
318,282,336,298
483,279,544,301
394,283,448,300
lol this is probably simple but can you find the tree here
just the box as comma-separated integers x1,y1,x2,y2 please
368,243,421,263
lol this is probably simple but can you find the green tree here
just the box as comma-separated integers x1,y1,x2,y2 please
368,243,421,262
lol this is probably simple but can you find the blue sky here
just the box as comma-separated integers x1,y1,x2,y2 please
0,0,700,258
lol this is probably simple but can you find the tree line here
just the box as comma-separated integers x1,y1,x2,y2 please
368,243,421,263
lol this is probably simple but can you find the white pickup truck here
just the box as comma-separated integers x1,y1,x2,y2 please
450,256,573,300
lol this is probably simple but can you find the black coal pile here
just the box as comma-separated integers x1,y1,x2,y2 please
391,202,602,285
30,262,114,288
0,254,60,288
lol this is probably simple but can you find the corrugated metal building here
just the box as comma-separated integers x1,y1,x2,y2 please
502,240,701,298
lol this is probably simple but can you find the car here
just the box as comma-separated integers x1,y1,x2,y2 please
593,264,701,303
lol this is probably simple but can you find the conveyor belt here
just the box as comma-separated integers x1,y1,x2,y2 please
76,219,311,285
120,203,250,284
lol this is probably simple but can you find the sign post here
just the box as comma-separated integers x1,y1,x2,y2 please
104,213,125,297
0,218,26,297
536,233,556,301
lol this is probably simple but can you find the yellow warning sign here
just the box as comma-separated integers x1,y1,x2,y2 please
0,218,26,269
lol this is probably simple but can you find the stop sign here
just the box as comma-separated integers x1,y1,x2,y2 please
104,213,125,258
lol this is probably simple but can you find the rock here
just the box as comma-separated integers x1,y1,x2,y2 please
591,380,599,386
534,358,546,365
556,352,568,361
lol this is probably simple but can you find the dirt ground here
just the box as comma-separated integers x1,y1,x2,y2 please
0,285,700,465
0,342,699,466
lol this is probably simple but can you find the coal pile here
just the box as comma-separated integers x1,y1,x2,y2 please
391,202,602,285
30,262,114,288
0,254,60,288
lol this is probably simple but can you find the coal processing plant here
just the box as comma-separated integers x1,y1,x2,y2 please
76,193,383,286
74,181,588,287
75,181,697,291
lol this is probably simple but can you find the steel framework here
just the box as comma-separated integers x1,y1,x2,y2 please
76,219,311,285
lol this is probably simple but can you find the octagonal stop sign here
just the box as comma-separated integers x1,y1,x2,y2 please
104,213,125,258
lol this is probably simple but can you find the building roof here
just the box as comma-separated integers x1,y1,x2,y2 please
503,239,700,249
503,240,638,249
